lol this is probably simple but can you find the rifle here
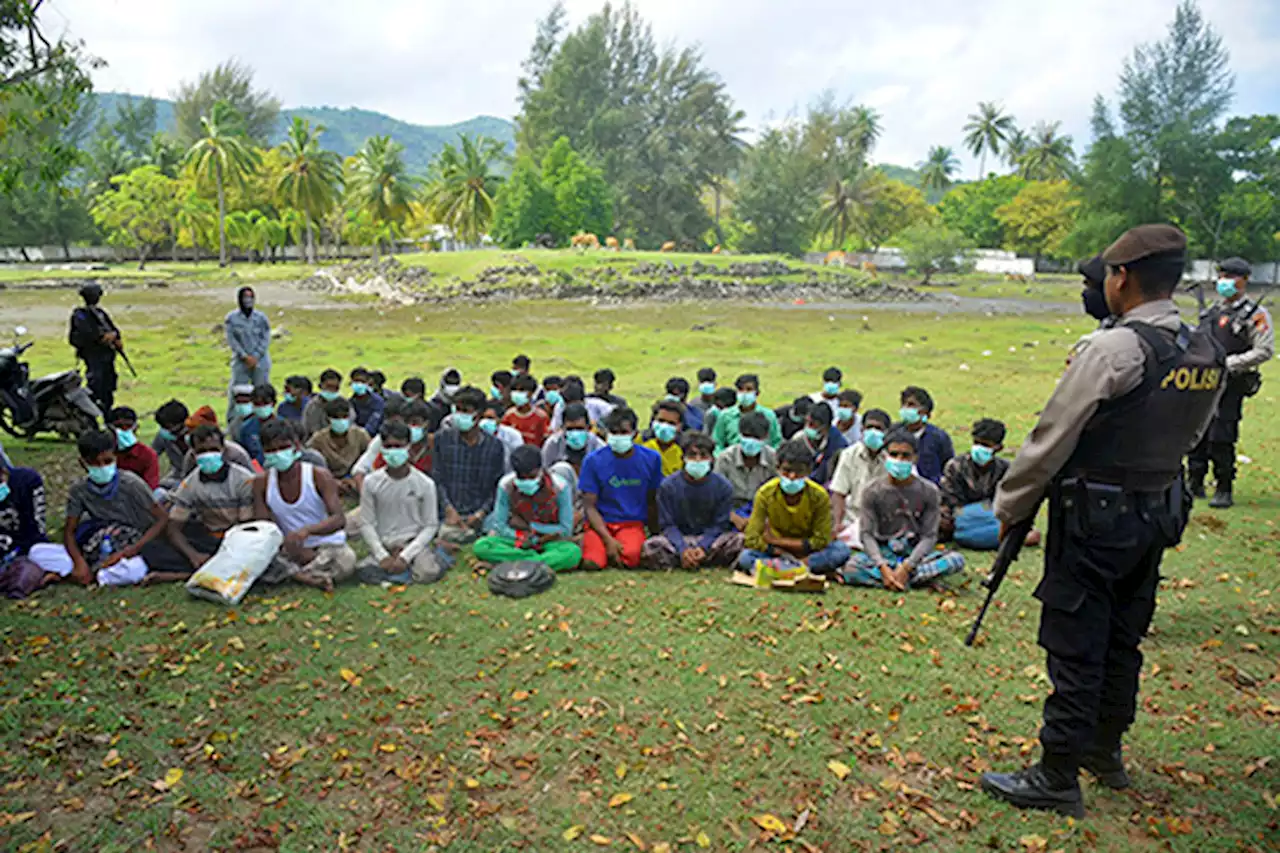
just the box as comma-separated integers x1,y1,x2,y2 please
964,508,1039,647
116,344,138,378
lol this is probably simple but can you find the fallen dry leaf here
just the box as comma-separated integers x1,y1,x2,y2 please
751,813,788,834
609,792,633,808
339,668,361,687
1019,834,1048,852
695,831,710,848
616,762,628,780
151,767,183,792
590,834,612,846
828,760,852,781
563,825,585,841
625,831,646,850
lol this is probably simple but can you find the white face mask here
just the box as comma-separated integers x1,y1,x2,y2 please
443,384,460,397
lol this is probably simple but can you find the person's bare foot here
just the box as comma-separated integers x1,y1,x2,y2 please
1024,529,1043,548
295,571,334,592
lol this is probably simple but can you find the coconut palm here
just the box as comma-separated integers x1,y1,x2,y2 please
276,117,342,264
420,134,507,246
348,135,414,249
175,192,215,261
816,167,878,250
1018,121,1076,181
1003,127,1030,169
183,101,261,266
962,101,1015,178
848,105,882,159
918,145,960,193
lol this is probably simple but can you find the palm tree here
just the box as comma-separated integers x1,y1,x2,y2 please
848,105,882,160
348,136,414,254
1003,127,1030,169
918,146,960,193
175,192,215,261
1018,121,1076,181
962,101,1015,179
183,101,261,266
420,134,507,246
816,167,879,250
276,117,342,264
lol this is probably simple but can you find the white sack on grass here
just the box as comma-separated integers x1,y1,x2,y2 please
186,521,283,605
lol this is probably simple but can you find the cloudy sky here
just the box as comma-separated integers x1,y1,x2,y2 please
43,0,1280,171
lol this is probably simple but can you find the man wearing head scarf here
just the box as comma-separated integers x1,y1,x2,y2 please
224,286,272,420
68,283,121,413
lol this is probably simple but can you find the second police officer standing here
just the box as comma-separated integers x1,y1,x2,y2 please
981,225,1226,818
1186,256,1274,508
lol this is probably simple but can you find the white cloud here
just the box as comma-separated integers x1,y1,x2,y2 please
43,0,1280,168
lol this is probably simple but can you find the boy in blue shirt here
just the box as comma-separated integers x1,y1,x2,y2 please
898,385,954,484
578,407,663,570
277,375,312,422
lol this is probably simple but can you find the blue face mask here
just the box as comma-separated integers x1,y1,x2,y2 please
454,412,476,433
319,389,340,402
664,394,681,403
489,386,503,400
970,445,995,466
283,393,298,405
234,402,253,418
511,391,530,407
115,428,138,451
87,462,117,485
264,448,301,472
565,428,589,450
329,418,351,435
409,425,425,443
778,474,806,495
0,482,10,503
351,382,370,397
804,426,823,443
196,451,225,476
254,405,274,420
885,458,914,480
479,419,499,436
740,437,764,457
899,407,922,425
823,381,840,396
156,426,178,442
684,459,711,480
514,477,541,496
737,391,757,408
1216,278,1238,299
545,390,563,406
382,447,411,468
836,407,854,423
608,433,634,455
654,422,678,443
863,428,885,451
699,382,716,396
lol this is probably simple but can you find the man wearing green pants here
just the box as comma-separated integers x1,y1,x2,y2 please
474,446,582,571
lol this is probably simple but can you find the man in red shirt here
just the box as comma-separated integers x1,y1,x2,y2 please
109,406,161,491
502,374,550,447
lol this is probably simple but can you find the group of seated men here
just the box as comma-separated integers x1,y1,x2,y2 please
1,353,1031,597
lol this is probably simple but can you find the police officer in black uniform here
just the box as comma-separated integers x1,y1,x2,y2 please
1186,257,1274,508
981,225,1226,817
68,283,122,413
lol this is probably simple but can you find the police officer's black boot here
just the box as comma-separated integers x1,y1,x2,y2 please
1208,483,1233,509
1187,470,1206,500
981,761,1085,818
1080,746,1130,789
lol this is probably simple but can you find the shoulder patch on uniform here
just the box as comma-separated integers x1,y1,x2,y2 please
1219,315,1230,328
1255,312,1270,333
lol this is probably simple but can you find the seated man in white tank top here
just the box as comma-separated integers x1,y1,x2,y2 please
253,420,356,591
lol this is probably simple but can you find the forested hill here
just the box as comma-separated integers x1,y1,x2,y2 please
92,92,516,174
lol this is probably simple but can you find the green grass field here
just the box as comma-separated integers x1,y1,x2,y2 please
0,266,1275,851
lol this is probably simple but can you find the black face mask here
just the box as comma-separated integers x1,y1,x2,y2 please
1082,286,1112,322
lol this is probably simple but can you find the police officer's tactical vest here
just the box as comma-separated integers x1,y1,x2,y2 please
1060,322,1226,492
1201,300,1260,356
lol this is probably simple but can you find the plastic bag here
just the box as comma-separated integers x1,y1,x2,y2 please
186,521,283,605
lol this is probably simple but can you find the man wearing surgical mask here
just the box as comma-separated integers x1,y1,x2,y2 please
829,408,893,548
108,406,160,491
642,432,742,570
224,286,271,421
306,396,371,494
1187,257,1274,508
714,410,778,531
579,406,663,570
355,421,445,585
473,445,582,572
348,367,385,437
431,387,506,548
712,373,783,452
640,400,686,476
162,424,257,578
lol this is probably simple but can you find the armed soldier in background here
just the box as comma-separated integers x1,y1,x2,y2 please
1187,257,1274,508
68,283,122,414
981,225,1226,818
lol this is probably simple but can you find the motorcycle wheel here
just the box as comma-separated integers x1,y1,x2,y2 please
0,405,36,439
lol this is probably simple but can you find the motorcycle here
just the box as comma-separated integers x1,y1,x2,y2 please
0,326,102,440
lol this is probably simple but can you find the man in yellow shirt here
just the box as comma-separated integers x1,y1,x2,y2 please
738,442,851,576
641,400,686,476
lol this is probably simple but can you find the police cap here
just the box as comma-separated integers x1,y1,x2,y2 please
1217,256,1251,277
1101,224,1187,266
1077,254,1106,286
78,282,103,298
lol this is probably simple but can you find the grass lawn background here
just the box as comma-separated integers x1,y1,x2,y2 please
0,256,1275,851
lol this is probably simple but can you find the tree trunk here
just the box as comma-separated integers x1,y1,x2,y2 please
978,151,986,180
216,160,228,267
305,214,316,264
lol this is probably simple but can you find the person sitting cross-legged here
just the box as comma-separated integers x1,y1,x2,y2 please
474,446,583,571
109,406,161,491
502,373,551,447
160,424,257,583
939,417,1029,550
579,406,663,570
238,382,280,465
829,408,892,548
0,458,74,595
641,399,686,476
642,433,742,570
794,402,847,486
254,419,356,591
356,422,445,584
307,396,371,498
713,410,777,531
432,387,507,548
737,441,851,577
897,385,954,485
713,373,783,452
840,429,965,590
